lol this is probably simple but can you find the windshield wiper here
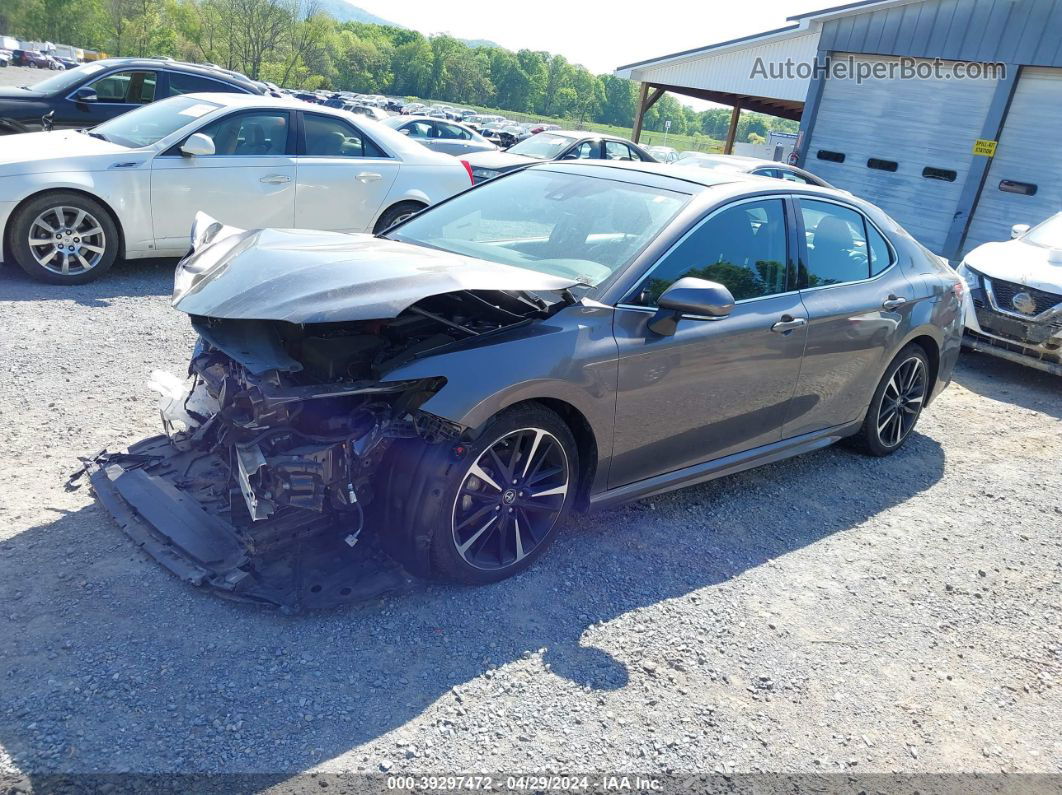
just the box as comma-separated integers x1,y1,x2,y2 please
85,131,109,141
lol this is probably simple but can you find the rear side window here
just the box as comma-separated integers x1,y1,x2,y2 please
303,114,387,157
799,199,871,286
631,199,789,305
867,222,893,275
168,71,244,96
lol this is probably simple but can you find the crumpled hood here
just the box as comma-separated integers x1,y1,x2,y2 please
965,239,1062,294
0,130,137,174
461,149,539,171
172,226,578,324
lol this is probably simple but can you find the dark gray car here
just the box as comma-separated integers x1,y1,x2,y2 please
383,115,497,156
85,163,964,610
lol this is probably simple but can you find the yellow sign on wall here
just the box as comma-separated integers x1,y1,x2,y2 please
972,139,998,157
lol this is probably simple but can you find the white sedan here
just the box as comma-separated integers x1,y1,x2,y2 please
956,213,1062,376
0,93,473,283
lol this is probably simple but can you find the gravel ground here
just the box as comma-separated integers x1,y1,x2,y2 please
0,162,1060,782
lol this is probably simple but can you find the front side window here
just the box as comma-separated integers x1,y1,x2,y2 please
630,198,789,306
388,169,690,287
779,169,812,184
168,71,242,96
799,199,871,286
303,114,385,157
562,141,596,160
197,111,290,155
89,70,156,103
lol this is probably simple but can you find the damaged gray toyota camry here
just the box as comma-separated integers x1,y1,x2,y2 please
84,161,965,611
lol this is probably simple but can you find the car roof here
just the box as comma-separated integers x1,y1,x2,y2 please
88,57,260,89
531,159,852,199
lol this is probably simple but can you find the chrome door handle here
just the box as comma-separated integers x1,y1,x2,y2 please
356,172,382,182
259,174,291,184
882,295,908,310
771,315,807,333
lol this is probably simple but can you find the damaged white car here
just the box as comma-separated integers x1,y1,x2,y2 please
957,213,1062,375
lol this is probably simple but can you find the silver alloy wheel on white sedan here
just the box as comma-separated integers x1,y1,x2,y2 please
28,205,108,276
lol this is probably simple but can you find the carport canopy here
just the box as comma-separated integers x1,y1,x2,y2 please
615,17,822,151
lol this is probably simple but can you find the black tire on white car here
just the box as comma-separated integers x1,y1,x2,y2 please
373,201,426,234
9,192,119,284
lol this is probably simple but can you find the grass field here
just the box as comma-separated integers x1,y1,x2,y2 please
406,97,727,154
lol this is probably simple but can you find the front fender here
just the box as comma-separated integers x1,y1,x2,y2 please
383,304,619,465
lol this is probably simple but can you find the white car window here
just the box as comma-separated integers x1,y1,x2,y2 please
197,112,290,156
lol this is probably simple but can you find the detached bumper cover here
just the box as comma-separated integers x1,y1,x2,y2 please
85,435,412,612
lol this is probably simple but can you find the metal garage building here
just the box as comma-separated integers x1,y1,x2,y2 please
615,0,1062,261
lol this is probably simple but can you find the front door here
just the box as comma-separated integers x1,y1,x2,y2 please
150,108,296,253
294,112,399,233
609,196,808,488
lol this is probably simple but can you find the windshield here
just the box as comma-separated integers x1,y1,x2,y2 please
24,61,111,94
507,133,579,160
387,169,690,286
1024,213,1062,247
92,95,221,147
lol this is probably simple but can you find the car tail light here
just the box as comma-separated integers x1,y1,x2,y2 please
459,159,474,185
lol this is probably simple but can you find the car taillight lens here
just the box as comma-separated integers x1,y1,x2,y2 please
459,159,474,185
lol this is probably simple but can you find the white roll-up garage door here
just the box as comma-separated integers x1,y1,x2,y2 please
963,67,1062,254
806,54,998,253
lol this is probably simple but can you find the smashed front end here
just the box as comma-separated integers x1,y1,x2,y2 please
82,216,577,611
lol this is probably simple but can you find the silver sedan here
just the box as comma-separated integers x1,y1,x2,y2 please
383,115,497,157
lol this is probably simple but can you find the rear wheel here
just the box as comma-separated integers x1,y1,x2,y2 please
373,201,426,234
850,344,930,456
9,192,119,284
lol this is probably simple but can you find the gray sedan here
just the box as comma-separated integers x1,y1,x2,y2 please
87,162,964,607
384,115,497,156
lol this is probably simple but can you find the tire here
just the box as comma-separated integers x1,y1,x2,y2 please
386,404,579,585
373,201,426,234
849,344,931,457
8,192,119,284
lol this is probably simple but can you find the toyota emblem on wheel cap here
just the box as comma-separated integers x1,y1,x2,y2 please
1011,292,1037,315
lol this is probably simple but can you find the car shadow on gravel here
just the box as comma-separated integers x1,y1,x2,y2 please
0,258,175,305
0,434,944,781
952,350,1062,420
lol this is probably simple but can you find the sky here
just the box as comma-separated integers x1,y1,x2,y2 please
346,0,829,74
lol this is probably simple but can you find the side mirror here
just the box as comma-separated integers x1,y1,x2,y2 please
73,87,98,103
399,128,410,135
1011,223,1030,239
181,132,215,157
648,277,735,336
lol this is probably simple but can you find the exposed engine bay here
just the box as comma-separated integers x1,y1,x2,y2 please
82,287,571,611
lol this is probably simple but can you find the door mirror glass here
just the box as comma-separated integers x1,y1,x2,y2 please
1011,223,1030,239
649,278,735,336
73,87,98,103
181,132,216,157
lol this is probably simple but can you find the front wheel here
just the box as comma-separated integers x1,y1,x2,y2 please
8,192,119,284
396,404,579,585
850,344,930,456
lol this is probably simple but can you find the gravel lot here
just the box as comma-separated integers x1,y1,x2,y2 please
0,79,1060,782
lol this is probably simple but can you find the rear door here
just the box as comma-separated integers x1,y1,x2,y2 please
609,195,808,487
294,111,400,233
782,197,918,438
432,120,478,156
150,108,296,253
